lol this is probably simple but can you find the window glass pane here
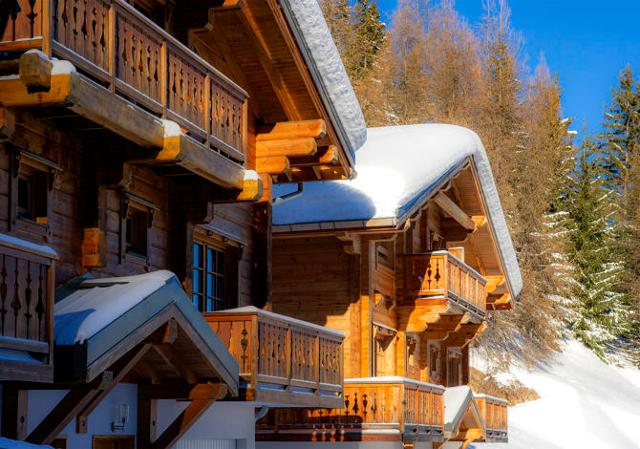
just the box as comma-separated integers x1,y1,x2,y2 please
207,273,213,297
17,177,30,211
218,251,225,275
193,269,200,293
193,243,203,267
206,297,214,312
207,248,215,272
218,277,225,300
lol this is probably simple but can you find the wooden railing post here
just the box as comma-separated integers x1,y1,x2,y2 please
313,332,320,390
108,3,116,92
284,322,291,384
47,261,55,365
160,41,168,116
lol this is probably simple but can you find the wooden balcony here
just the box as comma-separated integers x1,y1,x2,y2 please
0,234,56,382
204,307,344,408
256,377,445,443
400,251,487,316
0,0,247,163
475,394,508,442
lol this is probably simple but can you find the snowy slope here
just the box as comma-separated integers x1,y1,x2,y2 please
472,340,640,449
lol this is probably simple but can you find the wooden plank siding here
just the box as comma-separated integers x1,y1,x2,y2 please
272,236,360,377
0,111,260,299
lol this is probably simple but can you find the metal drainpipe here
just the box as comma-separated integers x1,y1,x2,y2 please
272,182,304,205
255,406,269,422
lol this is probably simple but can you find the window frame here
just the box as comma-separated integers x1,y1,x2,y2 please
190,229,240,313
120,192,157,267
8,148,58,235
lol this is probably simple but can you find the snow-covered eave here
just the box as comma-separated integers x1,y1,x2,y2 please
277,0,367,165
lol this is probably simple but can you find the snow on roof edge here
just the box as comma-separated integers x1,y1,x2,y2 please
468,132,523,298
278,0,367,163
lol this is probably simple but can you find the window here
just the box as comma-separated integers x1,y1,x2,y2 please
9,148,57,232
126,208,149,257
447,347,463,387
120,192,156,265
373,324,395,377
17,168,48,222
191,236,239,313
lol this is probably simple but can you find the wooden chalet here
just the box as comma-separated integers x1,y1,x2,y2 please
258,124,522,449
0,0,365,447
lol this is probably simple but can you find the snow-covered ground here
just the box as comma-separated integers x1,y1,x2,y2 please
471,339,640,449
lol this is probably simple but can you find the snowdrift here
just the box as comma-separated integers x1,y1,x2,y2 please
472,339,640,449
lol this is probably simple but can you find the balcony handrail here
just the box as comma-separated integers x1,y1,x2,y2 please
345,376,446,393
400,251,486,285
1,0,249,160
474,393,509,405
0,233,58,261
209,306,345,339
102,0,247,99
0,233,56,352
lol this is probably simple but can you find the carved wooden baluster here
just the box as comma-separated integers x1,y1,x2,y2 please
0,255,7,336
35,264,45,342
24,261,32,340
10,258,21,338
26,0,38,38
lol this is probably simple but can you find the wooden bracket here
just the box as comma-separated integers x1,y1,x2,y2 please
434,192,475,231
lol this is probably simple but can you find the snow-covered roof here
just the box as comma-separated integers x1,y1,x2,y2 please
278,0,366,163
273,123,522,297
54,270,239,391
55,270,174,345
444,385,483,435
0,438,52,449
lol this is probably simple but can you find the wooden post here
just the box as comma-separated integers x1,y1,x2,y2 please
42,0,52,56
108,4,116,92
1,388,28,439
47,261,55,364
203,73,211,147
160,42,168,115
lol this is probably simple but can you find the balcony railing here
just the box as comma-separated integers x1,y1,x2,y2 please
475,394,508,442
0,233,56,382
257,377,445,443
204,306,344,408
0,0,248,162
400,251,487,314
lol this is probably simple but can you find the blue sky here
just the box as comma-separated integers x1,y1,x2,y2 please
375,0,640,138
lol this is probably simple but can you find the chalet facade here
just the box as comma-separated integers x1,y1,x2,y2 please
0,0,522,447
258,124,522,449
0,0,364,447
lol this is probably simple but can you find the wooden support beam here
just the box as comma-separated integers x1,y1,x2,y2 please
319,145,339,165
257,119,326,141
337,233,361,255
152,345,198,384
76,344,154,433
236,171,263,202
434,192,475,231
210,0,244,10
26,373,111,444
256,137,317,158
19,50,52,93
256,156,290,175
1,388,28,439
236,4,303,120
398,298,450,333
150,384,226,449
461,428,484,449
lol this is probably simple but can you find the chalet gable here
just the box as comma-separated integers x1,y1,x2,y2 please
272,123,522,302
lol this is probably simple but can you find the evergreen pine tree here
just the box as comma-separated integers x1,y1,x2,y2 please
565,142,633,357
352,0,386,79
599,67,640,345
